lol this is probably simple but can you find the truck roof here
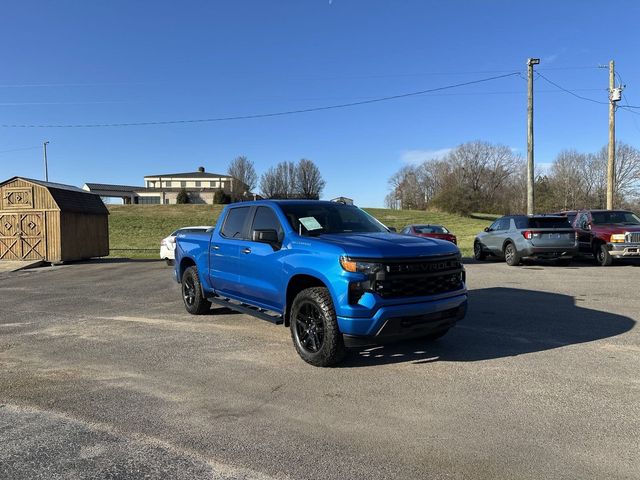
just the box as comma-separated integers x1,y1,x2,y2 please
235,199,354,207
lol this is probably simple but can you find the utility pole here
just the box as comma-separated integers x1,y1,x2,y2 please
43,141,50,182
607,60,618,210
527,57,540,216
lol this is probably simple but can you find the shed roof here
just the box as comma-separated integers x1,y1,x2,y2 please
1,177,109,215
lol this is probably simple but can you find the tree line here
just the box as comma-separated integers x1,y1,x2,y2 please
228,156,326,201
386,140,640,215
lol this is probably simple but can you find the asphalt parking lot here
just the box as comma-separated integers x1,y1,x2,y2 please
0,259,639,480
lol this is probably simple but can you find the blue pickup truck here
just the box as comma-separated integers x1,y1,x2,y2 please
174,200,467,366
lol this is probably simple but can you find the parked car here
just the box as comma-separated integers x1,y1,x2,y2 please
401,224,457,244
161,226,212,264
174,200,467,367
474,215,578,266
570,209,640,266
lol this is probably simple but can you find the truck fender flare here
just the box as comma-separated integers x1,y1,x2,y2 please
283,273,332,327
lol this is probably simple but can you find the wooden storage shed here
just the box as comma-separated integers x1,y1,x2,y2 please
0,177,109,262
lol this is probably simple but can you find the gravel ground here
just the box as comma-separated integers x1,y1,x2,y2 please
0,258,638,479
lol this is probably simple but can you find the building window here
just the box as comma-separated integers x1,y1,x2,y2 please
139,196,161,204
195,181,201,187
165,181,172,187
180,181,186,188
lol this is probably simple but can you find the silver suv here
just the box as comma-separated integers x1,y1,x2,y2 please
474,215,578,266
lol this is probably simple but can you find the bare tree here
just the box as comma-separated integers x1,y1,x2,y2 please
602,142,640,202
227,156,258,194
259,166,279,199
259,161,297,199
548,150,589,210
295,159,326,199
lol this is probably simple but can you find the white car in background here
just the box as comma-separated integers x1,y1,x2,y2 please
161,226,213,264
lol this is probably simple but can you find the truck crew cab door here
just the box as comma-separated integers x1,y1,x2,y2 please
234,206,285,312
209,205,252,297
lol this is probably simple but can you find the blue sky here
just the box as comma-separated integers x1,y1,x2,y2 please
1,0,639,207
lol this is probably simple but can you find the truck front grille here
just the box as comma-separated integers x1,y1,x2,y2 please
626,232,640,244
372,255,464,299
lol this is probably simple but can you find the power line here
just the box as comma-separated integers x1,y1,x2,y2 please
0,72,521,128
535,72,608,105
0,145,41,155
0,67,599,86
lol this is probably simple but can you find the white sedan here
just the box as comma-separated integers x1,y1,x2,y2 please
161,226,213,264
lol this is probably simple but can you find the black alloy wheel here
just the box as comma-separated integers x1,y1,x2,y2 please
183,275,196,307
290,287,346,367
294,301,325,354
181,266,211,314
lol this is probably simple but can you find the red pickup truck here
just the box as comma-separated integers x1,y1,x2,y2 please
561,209,640,266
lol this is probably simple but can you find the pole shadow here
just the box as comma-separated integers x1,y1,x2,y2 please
339,287,635,367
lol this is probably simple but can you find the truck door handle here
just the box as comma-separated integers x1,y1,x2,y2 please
242,247,251,254
211,245,220,251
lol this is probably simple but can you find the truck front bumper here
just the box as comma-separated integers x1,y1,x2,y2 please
607,243,640,257
338,293,467,348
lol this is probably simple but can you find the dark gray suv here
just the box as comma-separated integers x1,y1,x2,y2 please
474,215,578,266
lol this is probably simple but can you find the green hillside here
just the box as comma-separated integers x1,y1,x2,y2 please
107,204,497,258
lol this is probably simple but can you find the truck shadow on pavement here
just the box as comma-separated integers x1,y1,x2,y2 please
341,287,636,367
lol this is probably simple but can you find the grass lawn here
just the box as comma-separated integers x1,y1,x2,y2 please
107,204,497,258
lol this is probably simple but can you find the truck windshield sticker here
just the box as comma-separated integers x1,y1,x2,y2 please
299,216,323,231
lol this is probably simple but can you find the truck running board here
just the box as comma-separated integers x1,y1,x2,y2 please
208,296,284,325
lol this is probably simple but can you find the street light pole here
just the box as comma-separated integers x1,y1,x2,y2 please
43,141,50,182
526,57,540,216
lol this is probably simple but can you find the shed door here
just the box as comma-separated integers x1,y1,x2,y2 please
0,212,46,260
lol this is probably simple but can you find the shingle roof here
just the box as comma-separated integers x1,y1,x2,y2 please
143,171,232,179
2,177,109,215
84,183,142,193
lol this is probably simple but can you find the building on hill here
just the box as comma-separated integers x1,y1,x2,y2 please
83,166,251,205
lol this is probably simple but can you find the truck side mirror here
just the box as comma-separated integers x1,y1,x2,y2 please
484,227,491,232
252,229,280,246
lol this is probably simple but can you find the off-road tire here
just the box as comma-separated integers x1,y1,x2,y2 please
181,266,211,315
473,241,486,261
290,287,346,367
595,243,613,267
504,242,520,266
165,258,175,266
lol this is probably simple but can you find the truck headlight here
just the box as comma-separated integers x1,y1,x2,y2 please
610,234,626,243
339,257,384,274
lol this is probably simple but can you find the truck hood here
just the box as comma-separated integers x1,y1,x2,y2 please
315,232,459,258
592,224,640,235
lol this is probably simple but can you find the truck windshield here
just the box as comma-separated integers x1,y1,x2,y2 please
591,211,640,225
279,203,388,235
